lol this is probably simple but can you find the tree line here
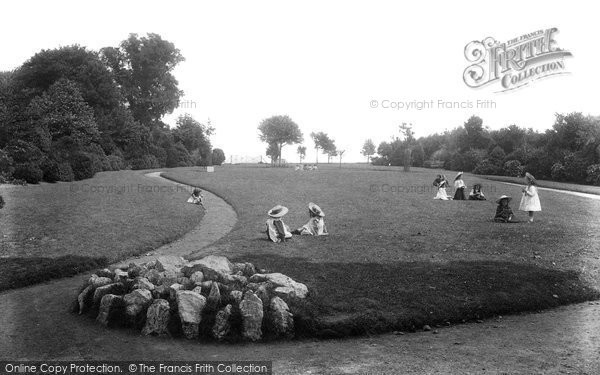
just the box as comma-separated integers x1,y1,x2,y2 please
362,114,600,185
0,33,225,184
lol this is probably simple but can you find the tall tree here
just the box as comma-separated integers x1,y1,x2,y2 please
258,115,303,165
361,139,376,163
266,142,280,164
297,145,306,163
101,33,185,127
338,149,345,168
310,131,334,164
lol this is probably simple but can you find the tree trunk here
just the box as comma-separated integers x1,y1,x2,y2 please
315,148,319,164
404,148,412,172
278,143,282,166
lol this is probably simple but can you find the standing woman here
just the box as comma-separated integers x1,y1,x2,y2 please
453,172,467,200
519,172,541,222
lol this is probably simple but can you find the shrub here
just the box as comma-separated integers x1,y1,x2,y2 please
503,160,524,177
586,164,600,186
0,195,4,209
551,162,567,181
71,152,102,180
130,154,160,170
562,152,588,183
473,159,502,175
57,162,75,182
12,163,44,184
0,149,15,177
41,159,61,182
212,148,226,166
107,154,124,171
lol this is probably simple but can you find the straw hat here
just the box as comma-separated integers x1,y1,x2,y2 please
455,171,463,180
308,202,325,217
268,205,289,218
495,195,512,203
525,172,536,182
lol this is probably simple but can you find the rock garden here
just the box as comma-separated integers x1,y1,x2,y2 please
74,255,308,342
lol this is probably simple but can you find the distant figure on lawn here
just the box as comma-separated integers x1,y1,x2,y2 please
453,172,467,200
266,205,293,243
519,172,542,223
0,195,4,209
293,202,328,236
494,195,516,223
433,175,451,200
468,183,486,200
187,188,205,208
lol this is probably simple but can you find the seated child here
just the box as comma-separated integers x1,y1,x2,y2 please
266,205,293,243
187,187,205,208
493,195,515,222
293,202,328,236
433,176,451,200
468,183,486,200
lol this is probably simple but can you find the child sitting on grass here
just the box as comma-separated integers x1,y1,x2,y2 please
493,195,516,223
266,205,293,243
187,187,205,208
293,202,328,236
468,183,486,200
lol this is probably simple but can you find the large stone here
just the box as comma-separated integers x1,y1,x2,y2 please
168,283,185,301
206,282,221,311
229,290,243,306
155,256,186,274
239,291,263,341
176,290,206,339
77,285,94,314
256,283,272,307
96,268,114,279
123,289,153,325
220,274,248,287
253,273,308,299
181,255,234,280
189,271,204,285
142,299,171,336
96,294,124,327
267,297,294,338
145,269,162,285
127,263,145,278
152,285,170,300
93,283,124,306
212,304,233,341
113,269,128,283
132,277,155,291
89,275,112,289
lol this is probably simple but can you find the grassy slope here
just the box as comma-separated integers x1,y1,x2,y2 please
0,170,202,291
163,165,600,337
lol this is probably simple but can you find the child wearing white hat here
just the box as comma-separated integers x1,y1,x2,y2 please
494,195,515,223
294,202,328,236
266,205,293,243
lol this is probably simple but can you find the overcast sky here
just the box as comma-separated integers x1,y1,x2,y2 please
1,1,598,162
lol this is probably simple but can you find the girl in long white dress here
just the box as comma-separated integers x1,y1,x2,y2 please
294,202,328,236
433,176,451,200
519,172,541,222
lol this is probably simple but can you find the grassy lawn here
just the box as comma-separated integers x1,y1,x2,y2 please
163,165,600,337
0,170,202,291
478,174,600,196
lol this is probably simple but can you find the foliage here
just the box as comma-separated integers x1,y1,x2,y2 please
258,115,303,165
586,164,600,186
297,145,306,163
130,154,160,170
12,162,44,183
503,160,524,177
212,148,226,166
361,139,376,162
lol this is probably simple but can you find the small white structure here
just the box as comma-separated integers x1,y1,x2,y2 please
199,166,215,172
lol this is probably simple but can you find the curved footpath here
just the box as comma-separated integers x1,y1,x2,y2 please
0,173,599,374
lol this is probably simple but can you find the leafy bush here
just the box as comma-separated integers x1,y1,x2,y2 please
503,160,524,177
12,163,44,183
0,149,15,177
586,164,600,186
41,159,61,182
166,142,192,168
473,159,502,175
57,162,75,182
71,152,102,180
524,148,553,180
551,162,567,181
130,154,160,170
107,154,124,171
562,152,588,183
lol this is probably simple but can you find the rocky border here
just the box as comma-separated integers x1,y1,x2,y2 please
74,255,308,342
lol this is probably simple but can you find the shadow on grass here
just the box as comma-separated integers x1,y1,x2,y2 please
0,256,108,292
234,254,600,339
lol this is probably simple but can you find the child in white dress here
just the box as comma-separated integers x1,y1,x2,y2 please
266,205,293,242
519,172,541,222
187,188,205,208
294,202,328,236
433,175,451,200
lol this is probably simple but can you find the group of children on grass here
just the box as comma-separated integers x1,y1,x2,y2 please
185,187,327,243
433,171,542,223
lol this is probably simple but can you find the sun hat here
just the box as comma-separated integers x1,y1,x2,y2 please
308,202,325,217
268,205,289,218
525,172,536,182
455,171,463,180
495,195,512,203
